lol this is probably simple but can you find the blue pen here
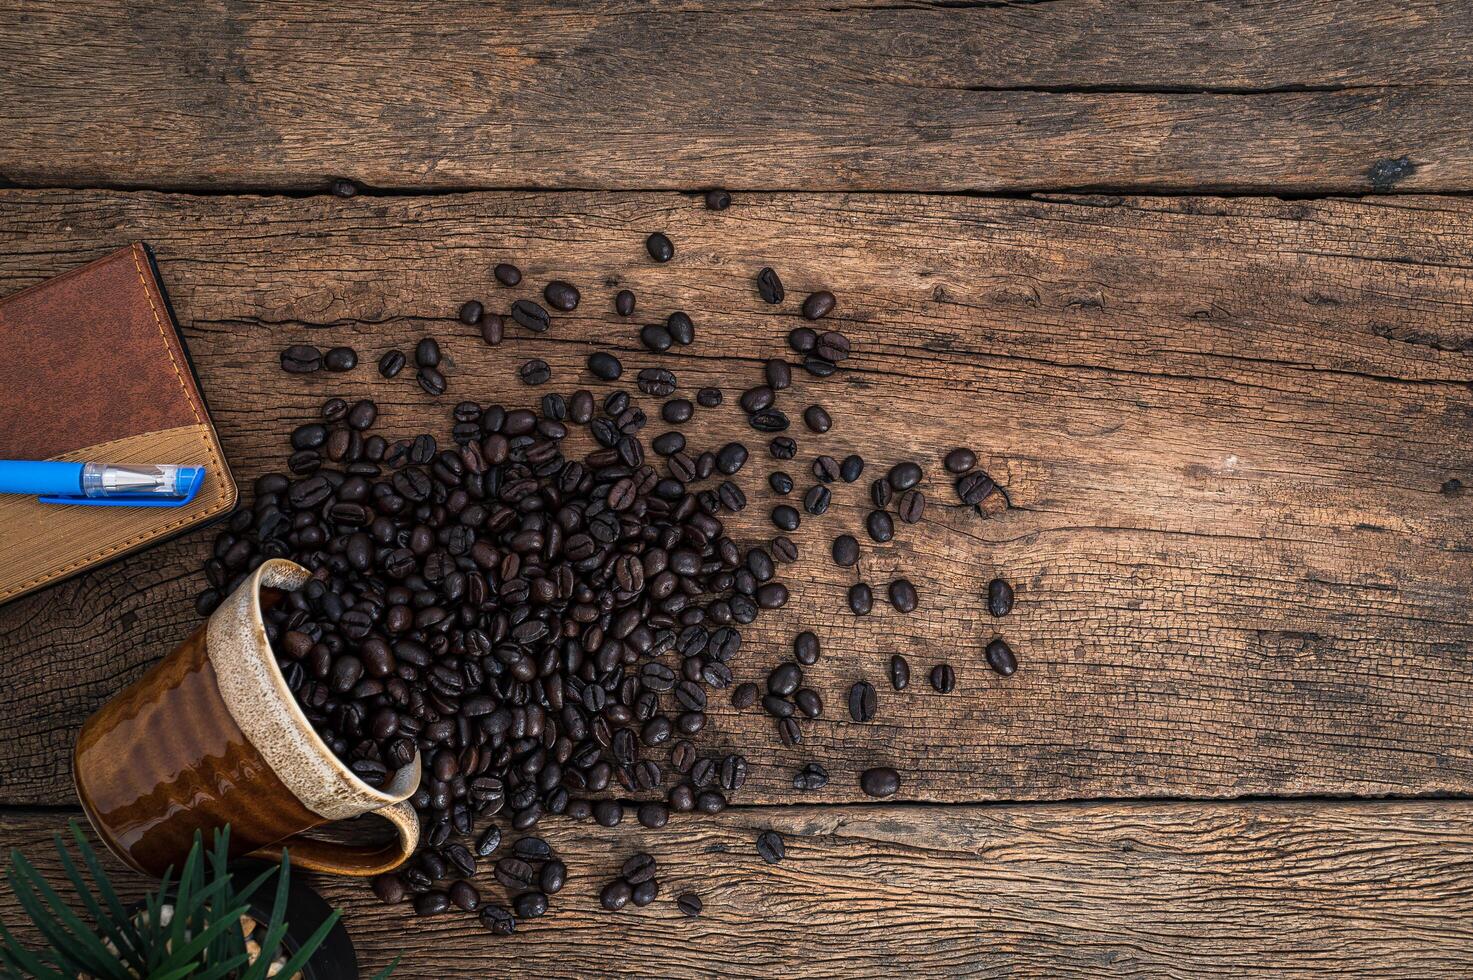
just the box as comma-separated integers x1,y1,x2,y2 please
0,460,205,507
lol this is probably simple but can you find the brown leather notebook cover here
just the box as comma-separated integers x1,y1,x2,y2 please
0,244,237,604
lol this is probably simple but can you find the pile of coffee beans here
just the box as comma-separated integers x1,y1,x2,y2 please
212,213,1022,935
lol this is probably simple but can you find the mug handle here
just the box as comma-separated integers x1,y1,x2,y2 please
249,798,420,877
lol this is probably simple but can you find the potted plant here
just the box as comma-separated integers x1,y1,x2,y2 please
0,821,389,980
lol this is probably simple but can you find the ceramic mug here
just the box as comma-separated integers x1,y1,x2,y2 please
74,558,420,877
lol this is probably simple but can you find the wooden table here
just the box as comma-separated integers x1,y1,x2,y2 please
2,3,1472,976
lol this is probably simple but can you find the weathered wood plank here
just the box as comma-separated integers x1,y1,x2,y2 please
3,1,1473,193
2,801,1472,977
0,189,1469,809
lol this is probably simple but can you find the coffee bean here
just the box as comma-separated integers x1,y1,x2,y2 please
840,454,864,482
663,399,694,424
475,825,503,858
848,583,873,615
802,356,837,378
696,387,722,408
459,300,484,325
772,505,800,531
848,681,877,722
622,852,657,884
666,312,695,345
897,490,925,524
831,534,859,567
480,904,516,935
794,688,822,718
324,346,358,372
544,280,580,312
640,324,673,353
763,359,793,392
793,631,820,666
748,409,790,433
871,479,892,508
801,290,836,320
414,891,451,916
594,800,624,827
417,366,446,396
631,878,660,907
638,368,678,397
769,472,794,495
480,313,505,346
754,265,786,304
768,663,802,697
957,470,995,505
740,385,774,414
889,654,910,690
347,399,377,430
514,891,549,919
677,893,703,917
772,536,799,563
732,682,758,708
810,456,839,483
494,263,522,286
888,461,922,490
815,331,851,362
615,289,636,316
646,233,675,262
638,802,670,829
930,663,956,693
704,188,731,210
802,405,831,433
777,717,802,745
378,349,406,378
540,859,567,894
519,359,551,385
866,510,895,543
860,767,900,798
414,337,441,369
653,432,686,456
788,327,817,354
511,299,551,333
587,351,623,380
756,830,785,864
988,578,1014,617
449,880,480,912
803,484,831,516
769,437,797,461
986,638,1018,676
944,447,976,473
716,442,748,474
280,345,322,373
372,874,406,904
762,694,794,718
793,763,829,790
888,579,918,613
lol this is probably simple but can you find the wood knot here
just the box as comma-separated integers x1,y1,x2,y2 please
1367,156,1417,191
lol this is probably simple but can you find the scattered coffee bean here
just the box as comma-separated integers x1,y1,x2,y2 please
756,267,785,304
588,351,623,380
646,233,675,262
772,536,799,563
815,331,851,362
740,386,775,414
793,631,820,665
888,461,923,491
640,324,673,353
514,891,549,919
324,346,358,372
840,454,864,482
765,359,792,391
801,290,836,320
667,312,695,345
803,356,837,378
480,313,505,346
280,344,322,374
988,578,1014,617
793,763,829,790
494,263,521,286
519,359,551,385
803,405,832,433
544,280,580,312
986,638,1018,676
812,456,841,483
848,583,873,615
677,893,703,917
930,663,956,693
768,663,802,697
898,490,925,524
866,510,894,543
888,579,918,613
639,368,678,397
770,437,797,460
848,681,877,722
944,447,976,473
889,655,910,690
414,891,451,916
378,349,406,378
704,189,731,210
871,479,892,509
449,880,480,912
957,470,996,505
748,409,790,433
615,289,636,316
459,300,484,325
372,874,406,904
860,767,900,798
803,484,831,516
663,399,694,424
479,905,516,935
756,830,785,864
511,299,551,333
416,366,446,396
716,442,749,474
696,387,722,408
732,682,759,709
600,878,632,911
769,472,793,495
831,535,859,567
794,688,822,718
414,337,441,368
788,327,817,354
631,879,659,907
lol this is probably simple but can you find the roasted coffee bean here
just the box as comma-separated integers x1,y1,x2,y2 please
540,859,567,894
888,461,923,491
511,300,551,333
518,359,551,385
772,505,800,532
372,874,406,904
957,470,996,505
740,386,774,414
848,681,877,722
414,891,451,916
696,386,722,408
280,345,322,373
449,880,480,911
930,663,956,693
594,800,624,827
631,879,659,907
638,368,677,397
495,857,536,889
860,767,900,798
544,280,580,312
475,824,503,857
417,367,446,396
666,311,695,345
324,346,358,372
459,300,484,325
769,471,794,495
378,349,406,378
802,405,831,434
863,510,893,543
614,288,637,316
732,682,759,709
897,490,925,524
756,267,785,304
494,262,522,286
759,358,791,391
802,356,837,378
848,582,873,615
646,233,675,262
889,654,911,690
415,337,441,368
716,442,749,475
777,716,802,745
888,579,918,613
767,663,802,697
588,351,623,380
515,892,549,918
801,290,836,320
793,631,820,666
788,327,817,354
756,830,785,864
748,409,789,433
479,904,516,934
662,398,694,424
871,479,893,508
793,762,829,790
988,578,1014,617
772,536,799,563
803,484,831,516
640,324,672,353
840,454,864,482
480,313,505,346
986,638,1018,676
944,447,976,473
704,188,731,210
762,694,794,719
831,534,859,567
812,456,841,483
677,893,703,917
815,331,851,362
347,399,377,430
794,688,822,718
622,853,657,885
769,437,797,461
653,431,686,456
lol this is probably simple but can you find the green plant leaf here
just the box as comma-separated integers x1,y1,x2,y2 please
53,829,142,976
264,908,342,980
370,953,402,978
70,821,146,971
0,918,70,980
6,850,122,978
151,899,251,975
186,950,252,980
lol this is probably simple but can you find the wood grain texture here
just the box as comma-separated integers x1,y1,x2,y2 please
3,1,1473,193
0,189,1469,808
2,801,1473,977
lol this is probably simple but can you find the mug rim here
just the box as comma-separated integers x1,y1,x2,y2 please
211,559,420,820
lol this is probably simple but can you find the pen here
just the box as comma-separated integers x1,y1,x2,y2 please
0,460,206,507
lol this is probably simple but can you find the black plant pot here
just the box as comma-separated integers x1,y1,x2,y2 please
131,862,358,980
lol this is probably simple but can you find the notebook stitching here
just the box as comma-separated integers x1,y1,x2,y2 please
130,245,205,429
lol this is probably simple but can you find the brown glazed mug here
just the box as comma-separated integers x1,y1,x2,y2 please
74,558,420,877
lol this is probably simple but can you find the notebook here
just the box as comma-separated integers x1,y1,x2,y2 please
0,244,237,604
